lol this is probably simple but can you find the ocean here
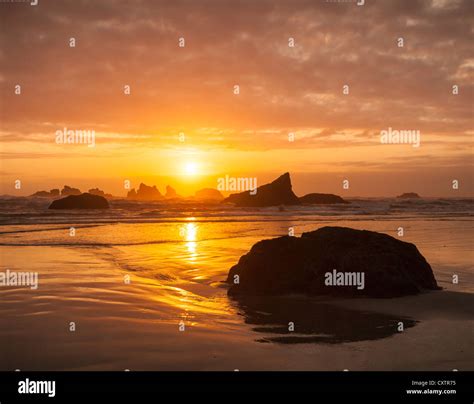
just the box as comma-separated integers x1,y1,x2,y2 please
0,197,473,370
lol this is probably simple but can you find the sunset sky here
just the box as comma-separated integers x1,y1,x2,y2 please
0,0,472,197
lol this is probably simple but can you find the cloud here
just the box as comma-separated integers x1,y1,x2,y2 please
0,0,472,195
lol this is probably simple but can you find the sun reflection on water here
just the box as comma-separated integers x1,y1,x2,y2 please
184,221,197,261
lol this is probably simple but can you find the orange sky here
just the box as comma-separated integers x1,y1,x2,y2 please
0,0,472,197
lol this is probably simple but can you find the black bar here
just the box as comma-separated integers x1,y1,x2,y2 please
0,371,471,403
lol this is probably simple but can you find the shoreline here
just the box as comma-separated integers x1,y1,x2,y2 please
0,217,472,370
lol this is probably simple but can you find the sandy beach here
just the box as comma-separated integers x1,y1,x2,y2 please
0,206,472,371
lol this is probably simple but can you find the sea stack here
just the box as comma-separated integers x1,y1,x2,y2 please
127,183,163,200
223,172,300,207
195,188,224,201
165,185,179,199
397,192,420,199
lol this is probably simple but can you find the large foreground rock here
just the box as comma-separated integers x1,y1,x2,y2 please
49,193,109,209
223,172,300,207
299,193,348,204
227,226,439,298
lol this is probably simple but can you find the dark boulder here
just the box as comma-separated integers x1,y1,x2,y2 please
300,193,348,204
223,172,300,207
48,193,109,209
227,226,439,298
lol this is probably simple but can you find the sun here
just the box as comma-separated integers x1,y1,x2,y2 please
183,161,199,176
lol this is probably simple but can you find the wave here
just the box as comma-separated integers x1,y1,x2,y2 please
0,197,472,226
0,234,250,247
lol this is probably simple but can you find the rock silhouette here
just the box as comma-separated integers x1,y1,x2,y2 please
300,193,348,204
48,193,109,209
223,172,300,207
30,189,60,198
165,185,179,199
61,185,81,196
397,192,420,199
127,183,163,200
195,188,224,201
88,188,113,199
227,226,439,298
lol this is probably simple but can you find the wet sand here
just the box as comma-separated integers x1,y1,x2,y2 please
0,217,472,370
